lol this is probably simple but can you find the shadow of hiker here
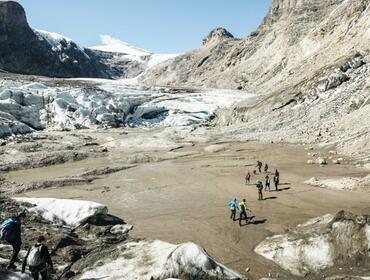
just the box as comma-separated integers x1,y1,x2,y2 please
276,187,290,192
240,216,267,226
249,218,267,225
264,196,277,200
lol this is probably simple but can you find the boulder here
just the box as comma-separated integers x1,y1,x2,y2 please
255,211,370,277
316,157,327,165
110,224,133,235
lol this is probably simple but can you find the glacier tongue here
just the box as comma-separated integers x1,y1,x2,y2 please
0,77,243,138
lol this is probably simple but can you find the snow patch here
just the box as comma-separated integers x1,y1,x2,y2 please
13,197,107,226
92,34,150,57
90,34,179,68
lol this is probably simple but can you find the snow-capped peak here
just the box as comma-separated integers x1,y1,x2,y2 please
34,29,85,53
89,34,179,68
90,34,151,57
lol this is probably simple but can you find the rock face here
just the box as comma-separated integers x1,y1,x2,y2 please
0,1,140,79
255,211,370,277
140,0,370,161
202,27,235,46
142,0,370,91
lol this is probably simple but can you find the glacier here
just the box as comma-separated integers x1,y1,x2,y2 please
0,77,243,138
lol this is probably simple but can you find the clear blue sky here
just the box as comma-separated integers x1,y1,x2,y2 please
16,0,271,53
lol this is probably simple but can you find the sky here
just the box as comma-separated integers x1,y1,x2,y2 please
16,0,271,54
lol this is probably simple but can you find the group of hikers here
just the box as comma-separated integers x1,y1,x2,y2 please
1,212,54,279
247,161,280,200
228,161,281,225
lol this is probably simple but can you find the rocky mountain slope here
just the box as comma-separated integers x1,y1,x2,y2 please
142,0,370,162
142,0,370,92
0,1,176,79
0,1,113,78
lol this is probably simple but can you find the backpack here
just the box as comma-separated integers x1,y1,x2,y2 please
27,245,44,267
0,217,19,242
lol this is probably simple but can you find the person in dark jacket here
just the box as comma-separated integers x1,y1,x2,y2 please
4,212,25,269
245,170,251,185
22,236,54,280
265,175,271,192
256,161,263,173
257,181,264,200
273,174,279,191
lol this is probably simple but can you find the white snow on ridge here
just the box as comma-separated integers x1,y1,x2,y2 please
13,197,107,226
91,34,151,57
90,34,179,68
80,240,241,280
34,29,83,52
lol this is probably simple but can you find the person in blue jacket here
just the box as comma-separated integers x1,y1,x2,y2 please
228,198,238,221
1,212,25,270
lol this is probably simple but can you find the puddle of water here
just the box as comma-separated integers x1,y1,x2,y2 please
5,157,111,184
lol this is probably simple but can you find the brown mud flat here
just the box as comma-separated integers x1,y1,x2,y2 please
6,129,370,279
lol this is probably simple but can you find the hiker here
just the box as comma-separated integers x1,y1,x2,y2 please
274,174,280,191
1,212,25,269
245,171,251,185
256,161,263,173
275,169,280,177
257,181,264,200
238,199,248,226
264,163,269,173
228,198,238,221
265,175,271,192
22,235,54,280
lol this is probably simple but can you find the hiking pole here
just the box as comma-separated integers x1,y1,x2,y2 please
247,209,255,216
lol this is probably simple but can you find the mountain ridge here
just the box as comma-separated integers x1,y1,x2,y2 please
0,1,177,79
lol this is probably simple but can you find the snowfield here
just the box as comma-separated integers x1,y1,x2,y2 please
90,34,179,69
13,197,107,226
80,240,241,280
0,78,243,137
91,34,151,57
